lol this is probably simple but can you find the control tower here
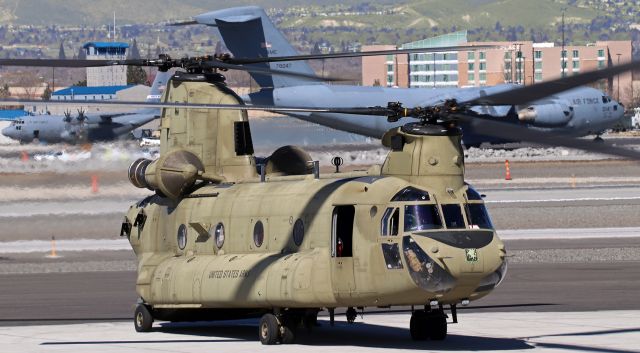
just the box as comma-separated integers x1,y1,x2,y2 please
83,41,129,86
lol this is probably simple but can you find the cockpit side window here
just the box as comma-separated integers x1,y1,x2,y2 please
404,205,442,232
381,207,399,236
465,203,494,229
466,186,483,200
441,204,466,229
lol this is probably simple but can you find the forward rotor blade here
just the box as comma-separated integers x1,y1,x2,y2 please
226,45,497,65
452,113,640,160
463,60,639,106
167,20,199,26
0,99,394,115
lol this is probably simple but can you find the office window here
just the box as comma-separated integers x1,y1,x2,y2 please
480,52,486,60
535,72,543,81
468,73,475,82
479,62,486,70
535,61,542,69
468,63,474,70
561,50,567,58
479,73,487,81
598,60,605,69
572,50,579,58
598,49,605,57
386,54,394,61
468,52,475,60
572,61,580,69
504,52,511,59
534,50,542,59
387,64,393,72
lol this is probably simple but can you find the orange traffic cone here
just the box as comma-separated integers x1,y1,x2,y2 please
46,236,59,258
20,151,28,162
504,160,512,181
91,174,99,193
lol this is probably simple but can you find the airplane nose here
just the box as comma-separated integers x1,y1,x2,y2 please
1,126,12,138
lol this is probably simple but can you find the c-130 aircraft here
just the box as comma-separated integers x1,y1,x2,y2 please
175,6,624,147
1,70,172,144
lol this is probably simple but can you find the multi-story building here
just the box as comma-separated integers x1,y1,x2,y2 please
362,32,633,105
83,41,129,87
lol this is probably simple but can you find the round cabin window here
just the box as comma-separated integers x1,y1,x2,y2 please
177,224,187,250
293,218,304,246
215,223,225,249
253,221,264,248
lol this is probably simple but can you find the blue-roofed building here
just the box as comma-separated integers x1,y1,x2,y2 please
83,41,129,87
0,109,28,121
52,85,133,101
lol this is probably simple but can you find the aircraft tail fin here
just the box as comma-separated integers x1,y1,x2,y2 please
146,70,172,102
192,6,321,89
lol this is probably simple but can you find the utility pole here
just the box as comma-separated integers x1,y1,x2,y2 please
617,53,622,101
561,9,565,77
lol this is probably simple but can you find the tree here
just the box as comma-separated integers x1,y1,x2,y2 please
58,41,66,60
127,66,147,85
128,39,141,59
41,85,52,100
0,83,10,98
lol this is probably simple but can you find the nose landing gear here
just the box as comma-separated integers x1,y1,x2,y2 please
409,309,447,341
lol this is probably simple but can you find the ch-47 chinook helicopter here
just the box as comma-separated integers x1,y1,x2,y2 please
2,51,639,345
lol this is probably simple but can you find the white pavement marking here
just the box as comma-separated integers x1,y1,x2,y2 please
0,238,130,253
0,311,638,353
498,227,640,240
482,185,640,203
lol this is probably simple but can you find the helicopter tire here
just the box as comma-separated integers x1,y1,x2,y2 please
134,304,154,332
259,313,279,345
346,307,357,324
426,315,447,341
409,310,428,341
280,316,297,344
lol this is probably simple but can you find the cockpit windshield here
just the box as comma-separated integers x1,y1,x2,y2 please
441,204,466,229
404,204,442,232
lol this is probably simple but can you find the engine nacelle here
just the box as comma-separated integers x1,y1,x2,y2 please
128,150,204,199
517,103,574,127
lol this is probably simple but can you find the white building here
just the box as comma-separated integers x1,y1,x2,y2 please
83,42,128,86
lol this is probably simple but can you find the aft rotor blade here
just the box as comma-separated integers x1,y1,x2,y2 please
226,45,497,65
0,99,394,115
204,60,343,82
452,113,640,160
463,60,639,106
0,58,145,68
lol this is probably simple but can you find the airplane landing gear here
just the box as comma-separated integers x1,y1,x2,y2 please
594,135,604,143
409,309,447,341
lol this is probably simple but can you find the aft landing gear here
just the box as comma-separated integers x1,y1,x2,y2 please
409,309,447,341
258,312,300,345
134,303,154,332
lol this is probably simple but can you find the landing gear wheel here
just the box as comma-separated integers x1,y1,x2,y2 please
280,315,298,344
346,307,357,324
134,304,153,332
594,136,604,143
409,310,428,341
259,313,279,345
427,315,447,340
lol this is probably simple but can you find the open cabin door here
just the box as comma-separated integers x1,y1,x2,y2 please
331,205,356,293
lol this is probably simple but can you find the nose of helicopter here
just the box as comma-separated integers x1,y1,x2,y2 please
402,231,507,296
